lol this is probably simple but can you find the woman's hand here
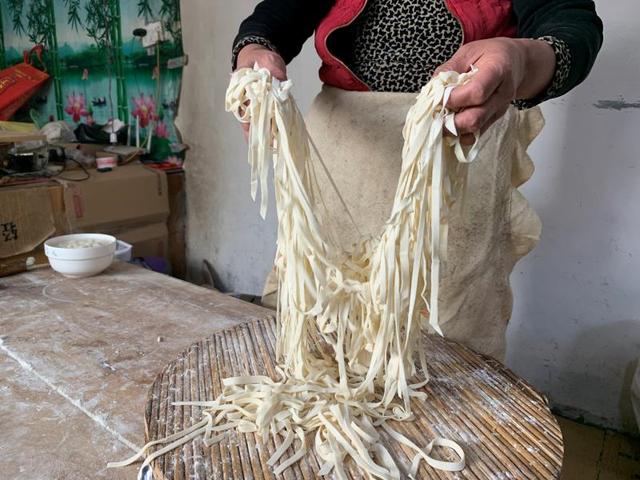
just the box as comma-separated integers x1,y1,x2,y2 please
236,43,287,80
435,38,556,144
236,44,287,139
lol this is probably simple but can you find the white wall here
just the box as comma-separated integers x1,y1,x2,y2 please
177,0,321,294
507,0,640,433
178,1,640,433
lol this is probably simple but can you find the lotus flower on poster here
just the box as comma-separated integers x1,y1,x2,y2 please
131,93,157,128
65,92,89,123
154,120,170,138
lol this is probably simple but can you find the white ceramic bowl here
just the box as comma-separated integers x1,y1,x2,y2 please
45,233,117,278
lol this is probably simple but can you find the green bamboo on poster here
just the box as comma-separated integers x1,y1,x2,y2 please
84,0,127,123
160,0,182,54
45,0,63,119
0,7,6,70
109,0,127,122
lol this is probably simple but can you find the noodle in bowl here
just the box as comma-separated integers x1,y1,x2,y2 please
45,233,116,278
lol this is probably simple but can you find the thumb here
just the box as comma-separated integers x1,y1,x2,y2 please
433,51,472,77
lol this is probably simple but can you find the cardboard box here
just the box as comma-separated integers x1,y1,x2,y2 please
63,163,171,263
0,182,66,260
0,181,66,276
0,247,48,277
62,163,169,233
1,163,171,277
117,222,169,259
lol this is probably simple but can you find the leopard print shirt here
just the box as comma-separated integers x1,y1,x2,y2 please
348,0,462,92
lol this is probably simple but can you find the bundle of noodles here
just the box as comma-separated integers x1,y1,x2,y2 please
110,65,479,480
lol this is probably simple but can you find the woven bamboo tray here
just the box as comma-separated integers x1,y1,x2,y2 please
144,317,563,479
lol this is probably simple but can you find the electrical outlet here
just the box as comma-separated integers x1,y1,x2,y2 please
141,22,165,48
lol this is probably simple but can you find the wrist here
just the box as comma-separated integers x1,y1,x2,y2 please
240,43,270,55
513,38,556,100
232,35,280,70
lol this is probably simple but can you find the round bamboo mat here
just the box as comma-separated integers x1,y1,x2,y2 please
144,317,563,479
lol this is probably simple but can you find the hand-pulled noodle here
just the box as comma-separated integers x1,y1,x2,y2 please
110,65,479,479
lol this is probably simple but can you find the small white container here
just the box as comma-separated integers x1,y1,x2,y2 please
115,240,133,262
45,233,116,278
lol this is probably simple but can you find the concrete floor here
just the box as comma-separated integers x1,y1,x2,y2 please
559,417,640,479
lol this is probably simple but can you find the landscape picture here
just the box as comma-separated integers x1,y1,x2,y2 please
0,0,184,148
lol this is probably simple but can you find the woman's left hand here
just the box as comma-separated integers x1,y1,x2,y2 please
435,38,556,144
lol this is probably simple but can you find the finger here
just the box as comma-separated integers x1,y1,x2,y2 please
447,66,503,110
434,54,475,77
242,123,249,142
443,118,477,145
271,64,287,81
238,52,287,81
454,105,496,136
261,52,287,81
453,82,513,134
453,89,510,135
246,60,286,81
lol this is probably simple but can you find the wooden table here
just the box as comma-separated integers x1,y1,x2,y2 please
0,263,563,479
0,262,268,479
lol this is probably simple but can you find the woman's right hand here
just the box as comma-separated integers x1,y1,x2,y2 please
236,44,287,140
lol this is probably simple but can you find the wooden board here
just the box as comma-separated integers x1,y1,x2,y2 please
144,317,564,479
0,130,46,143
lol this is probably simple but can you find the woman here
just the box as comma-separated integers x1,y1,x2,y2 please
232,0,603,360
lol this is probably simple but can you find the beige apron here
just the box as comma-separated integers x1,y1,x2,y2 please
262,85,543,361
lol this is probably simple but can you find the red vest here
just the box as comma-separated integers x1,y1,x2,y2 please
314,0,518,91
